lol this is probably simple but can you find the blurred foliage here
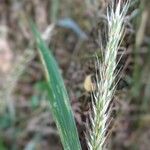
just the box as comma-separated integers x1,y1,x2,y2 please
0,0,150,149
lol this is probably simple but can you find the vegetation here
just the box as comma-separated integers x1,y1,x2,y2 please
0,0,150,150
88,1,129,149
31,23,81,150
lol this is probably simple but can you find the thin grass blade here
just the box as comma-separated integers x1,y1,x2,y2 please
31,23,81,150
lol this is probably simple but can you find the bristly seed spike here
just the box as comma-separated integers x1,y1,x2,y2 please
87,1,130,150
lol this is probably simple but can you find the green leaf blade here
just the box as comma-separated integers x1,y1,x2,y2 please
31,23,81,150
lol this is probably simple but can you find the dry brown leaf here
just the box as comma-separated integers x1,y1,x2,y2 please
84,74,95,92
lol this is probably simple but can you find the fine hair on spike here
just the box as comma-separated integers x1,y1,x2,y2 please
87,1,130,150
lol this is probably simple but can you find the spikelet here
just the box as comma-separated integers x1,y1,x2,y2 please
87,1,129,150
